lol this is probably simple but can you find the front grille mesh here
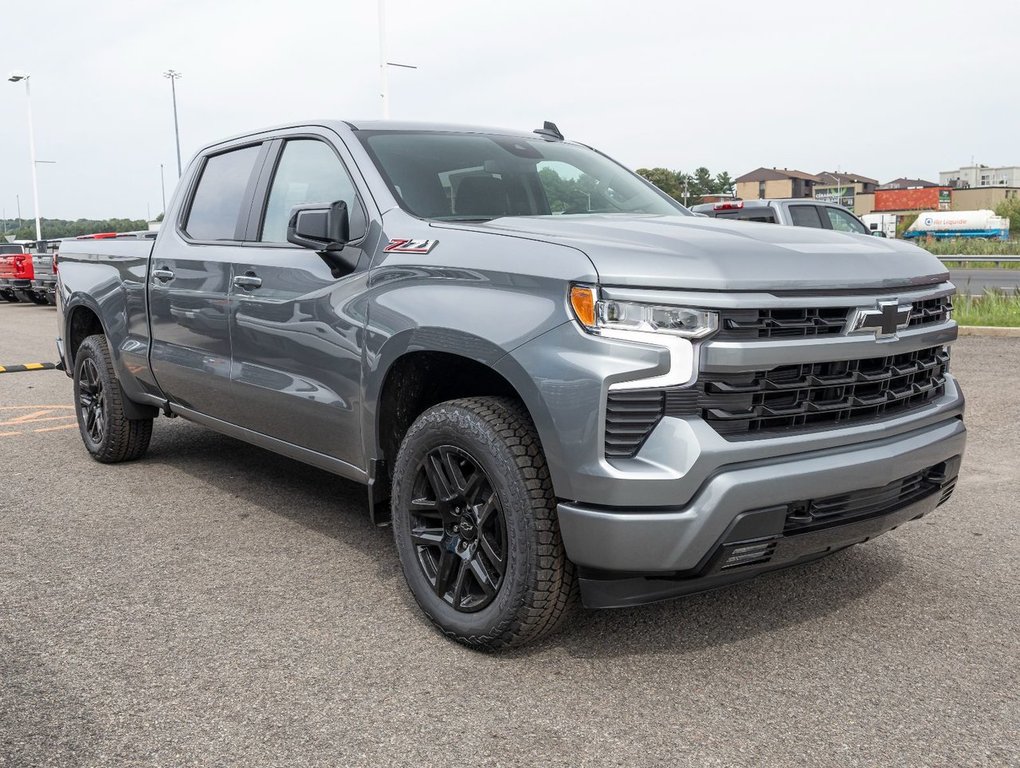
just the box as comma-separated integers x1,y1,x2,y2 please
700,345,949,436
716,296,952,340
604,346,949,456
783,463,951,534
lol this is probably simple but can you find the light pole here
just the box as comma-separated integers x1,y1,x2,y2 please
163,69,183,176
8,71,42,242
160,164,167,219
377,0,417,118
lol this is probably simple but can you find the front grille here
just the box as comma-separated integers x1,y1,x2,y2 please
716,296,952,340
699,345,949,437
783,469,940,534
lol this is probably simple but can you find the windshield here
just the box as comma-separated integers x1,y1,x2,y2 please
359,131,688,221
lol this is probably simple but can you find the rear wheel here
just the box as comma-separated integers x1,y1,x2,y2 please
392,397,576,649
73,335,153,463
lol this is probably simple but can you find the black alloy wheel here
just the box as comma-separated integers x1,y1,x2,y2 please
391,397,577,649
408,445,507,612
77,357,106,446
72,334,153,463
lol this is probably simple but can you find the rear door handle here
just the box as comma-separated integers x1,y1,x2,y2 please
152,267,175,282
233,273,262,289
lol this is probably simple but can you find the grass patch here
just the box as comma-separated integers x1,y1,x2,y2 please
916,237,1020,261
954,290,1020,327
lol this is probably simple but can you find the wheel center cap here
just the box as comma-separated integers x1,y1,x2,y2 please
458,515,476,540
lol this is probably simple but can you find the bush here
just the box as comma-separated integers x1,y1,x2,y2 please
995,197,1020,235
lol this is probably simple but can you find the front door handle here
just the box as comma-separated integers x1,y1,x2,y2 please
152,267,175,282
233,273,262,290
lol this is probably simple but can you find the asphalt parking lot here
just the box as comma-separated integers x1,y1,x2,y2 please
1,301,1017,767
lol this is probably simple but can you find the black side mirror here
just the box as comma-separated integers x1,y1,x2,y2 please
286,200,359,277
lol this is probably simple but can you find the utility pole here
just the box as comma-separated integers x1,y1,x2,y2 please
164,70,183,176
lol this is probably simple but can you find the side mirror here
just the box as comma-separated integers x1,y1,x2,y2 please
286,200,359,277
872,231,887,237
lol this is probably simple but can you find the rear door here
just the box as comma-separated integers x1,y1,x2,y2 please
148,141,269,417
224,130,373,467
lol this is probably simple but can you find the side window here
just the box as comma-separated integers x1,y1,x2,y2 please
184,145,262,241
261,140,360,243
788,204,824,228
825,207,868,234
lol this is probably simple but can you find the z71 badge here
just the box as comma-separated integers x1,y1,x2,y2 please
383,238,438,254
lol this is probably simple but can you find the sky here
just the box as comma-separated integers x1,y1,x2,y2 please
1,0,1018,221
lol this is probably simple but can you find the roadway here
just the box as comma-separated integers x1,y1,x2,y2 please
1,302,1018,767
948,268,1020,294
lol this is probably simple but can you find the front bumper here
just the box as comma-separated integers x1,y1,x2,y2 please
558,415,965,606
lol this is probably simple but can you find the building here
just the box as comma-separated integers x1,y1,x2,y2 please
950,186,1020,211
940,165,1020,188
874,187,953,213
734,168,820,200
813,171,878,209
878,178,938,190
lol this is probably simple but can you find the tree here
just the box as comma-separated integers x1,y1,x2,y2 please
636,168,680,200
994,197,1020,239
715,171,734,196
1,217,149,241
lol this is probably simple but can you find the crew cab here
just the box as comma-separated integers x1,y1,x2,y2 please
55,120,965,648
692,198,874,235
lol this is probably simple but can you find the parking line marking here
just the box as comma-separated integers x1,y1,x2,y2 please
0,405,74,410
0,414,77,426
33,424,77,433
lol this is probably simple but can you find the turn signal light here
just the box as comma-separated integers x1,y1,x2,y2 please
569,285,597,328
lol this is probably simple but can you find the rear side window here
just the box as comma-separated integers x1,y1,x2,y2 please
788,204,824,228
184,145,262,241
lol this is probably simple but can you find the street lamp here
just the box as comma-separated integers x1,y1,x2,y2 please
163,69,183,177
7,70,42,242
377,0,417,118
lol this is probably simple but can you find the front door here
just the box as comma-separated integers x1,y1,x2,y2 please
226,136,371,468
149,142,267,418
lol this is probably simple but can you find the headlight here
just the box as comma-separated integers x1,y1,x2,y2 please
569,285,718,339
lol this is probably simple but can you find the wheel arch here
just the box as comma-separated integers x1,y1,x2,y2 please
367,331,559,523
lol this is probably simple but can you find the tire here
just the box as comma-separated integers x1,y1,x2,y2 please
391,396,576,649
73,334,153,463
29,292,49,305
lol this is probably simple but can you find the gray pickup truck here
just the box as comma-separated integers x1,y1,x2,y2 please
692,198,875,235
56,120,965,648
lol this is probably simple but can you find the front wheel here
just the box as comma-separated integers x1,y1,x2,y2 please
73,334,153,463
392,397,576,649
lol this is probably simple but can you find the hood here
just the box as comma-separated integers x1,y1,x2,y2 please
438,214,948,292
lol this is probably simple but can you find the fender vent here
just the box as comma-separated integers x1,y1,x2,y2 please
604,389,698,459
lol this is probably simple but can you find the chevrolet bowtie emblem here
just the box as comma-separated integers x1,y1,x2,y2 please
848,300,912,339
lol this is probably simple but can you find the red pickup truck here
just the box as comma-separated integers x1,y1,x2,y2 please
0,245,35,303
